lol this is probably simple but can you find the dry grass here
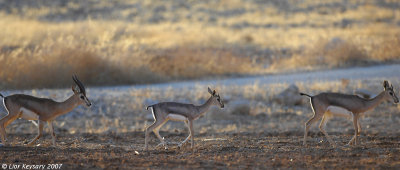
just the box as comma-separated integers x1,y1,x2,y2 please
148,46,258,79
4,76,398,135
0,0,399,89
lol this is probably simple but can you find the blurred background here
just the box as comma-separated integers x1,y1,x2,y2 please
0,0,399,89
0,0,399,140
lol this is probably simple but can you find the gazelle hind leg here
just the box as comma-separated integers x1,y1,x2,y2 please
144,116,169,150
0,112,19,146
319,115,336,147
145,118,165,150
0,115,12,145
303,106,324,146
144,123,155,151
153,120,168,149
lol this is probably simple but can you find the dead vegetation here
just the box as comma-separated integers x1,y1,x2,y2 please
0,0,399,89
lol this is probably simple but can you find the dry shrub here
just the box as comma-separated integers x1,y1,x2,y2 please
270,38,369,71
313,38,369,66
0,1,399,89
371,35,400,60
0,45,161,89
0,43,260,89
148,46,258,79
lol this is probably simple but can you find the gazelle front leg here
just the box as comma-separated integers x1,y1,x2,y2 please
178,120,191,148
188,120,194,149
357,117,362,135
47,121,56,146
348,114,359,145
27,120,44,146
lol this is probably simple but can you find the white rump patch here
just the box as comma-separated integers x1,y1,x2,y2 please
20,107,39,120
150,107,156,120
166,114,187,122
325,106,353,119
3,98,9,114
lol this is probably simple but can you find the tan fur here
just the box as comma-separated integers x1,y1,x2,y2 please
0,76,91,147
302,80,399,147
144,87,224,151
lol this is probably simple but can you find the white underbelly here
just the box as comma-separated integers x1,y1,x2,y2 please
166,114,187,121
20,107,39,120
325,106,353,119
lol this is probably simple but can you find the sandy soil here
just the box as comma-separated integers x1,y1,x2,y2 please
0,65,399,169
1,131,400,169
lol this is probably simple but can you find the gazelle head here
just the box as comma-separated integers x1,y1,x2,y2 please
208,87,224,108
383,80,399,104
71,75,92,107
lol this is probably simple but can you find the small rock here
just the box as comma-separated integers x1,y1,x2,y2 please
273,84,304,106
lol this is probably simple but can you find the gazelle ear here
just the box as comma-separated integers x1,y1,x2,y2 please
208,87,213,94
383,80,389,90
72,85,78,93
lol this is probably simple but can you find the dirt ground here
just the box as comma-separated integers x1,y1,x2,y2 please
0,65,398,169
0,131,400,169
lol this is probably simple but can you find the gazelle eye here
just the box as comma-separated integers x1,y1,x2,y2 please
389,92,394,95
80,96,85,99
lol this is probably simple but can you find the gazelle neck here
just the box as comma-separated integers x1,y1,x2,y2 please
53,95,81,118
362,91,386,112
195,96,214,118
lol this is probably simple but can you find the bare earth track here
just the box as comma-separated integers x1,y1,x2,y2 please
1,132,400,169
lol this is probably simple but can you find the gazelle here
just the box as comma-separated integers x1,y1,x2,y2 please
301,80,398,147
0,75,91,147
145,87,224,151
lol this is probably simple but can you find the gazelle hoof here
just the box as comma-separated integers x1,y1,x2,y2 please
157,142,168,150
178,142,186,148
